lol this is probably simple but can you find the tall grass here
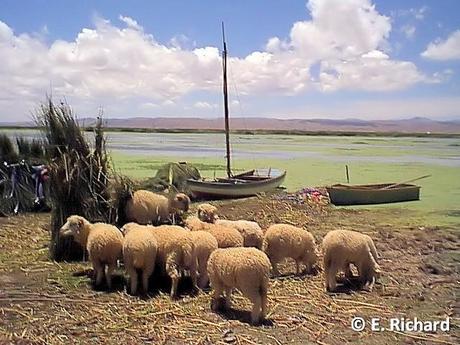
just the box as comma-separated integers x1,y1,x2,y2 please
35,99,112,261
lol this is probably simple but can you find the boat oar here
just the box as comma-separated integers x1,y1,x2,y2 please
380,174,431,190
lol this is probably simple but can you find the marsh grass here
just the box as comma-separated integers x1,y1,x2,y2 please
35,99,112,261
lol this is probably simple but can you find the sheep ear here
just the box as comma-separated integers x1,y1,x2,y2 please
78,218,84,228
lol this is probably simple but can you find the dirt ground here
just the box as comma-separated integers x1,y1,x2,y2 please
0,196,459,345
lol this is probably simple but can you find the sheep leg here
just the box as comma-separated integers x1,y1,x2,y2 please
198,260,209,288
106,263,116,290
250,293,263,325
325,263,338,292
295,260,301,275
189,259,199,292
261,291,268,320
270,259,280,277
128,268,138,295
93,260,104,287
224,287,232,309
142,266,154,294
166,255,180,298
210,280,224,312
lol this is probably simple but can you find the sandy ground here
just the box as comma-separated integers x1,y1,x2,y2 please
0,196,459,344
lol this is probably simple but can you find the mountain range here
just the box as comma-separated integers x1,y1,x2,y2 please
2,117,460,133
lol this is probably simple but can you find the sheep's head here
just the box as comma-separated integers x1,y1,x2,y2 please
170,193,190,213
197,203,218,223
59,215,89,243
121,222,139,236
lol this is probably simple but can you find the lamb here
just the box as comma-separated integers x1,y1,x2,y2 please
121,223,158,295
125,190,190,225
197,203,219,223
148,224,198,298
60,215,123,290
262,224,318,276
207,247,271,324
196,204,263,249
215,219,264,249
184,216,244,248
322,229,381,292
189,230,218,288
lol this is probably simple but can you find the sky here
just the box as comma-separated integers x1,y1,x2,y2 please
0,0,459,122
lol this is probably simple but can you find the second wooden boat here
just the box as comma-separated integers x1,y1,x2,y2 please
326,183,421,205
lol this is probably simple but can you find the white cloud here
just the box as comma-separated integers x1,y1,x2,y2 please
118,15,142,31
401,25,416,39
422,30,460,60
140,102,158,109
412,6,428,20
0,1,439,120
396,6,428,21
193,101,216,109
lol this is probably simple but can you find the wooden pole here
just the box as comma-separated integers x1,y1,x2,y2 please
345,165,350,184
222,22,232,178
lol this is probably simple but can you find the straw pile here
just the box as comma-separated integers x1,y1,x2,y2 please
35,99,111,261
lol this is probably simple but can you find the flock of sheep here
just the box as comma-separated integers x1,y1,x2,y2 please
59,190,381,324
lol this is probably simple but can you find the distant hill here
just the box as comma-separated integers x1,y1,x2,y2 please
2,117,460,133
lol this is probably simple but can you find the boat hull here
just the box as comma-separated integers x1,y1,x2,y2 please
326,183,420,206
187,169,286,199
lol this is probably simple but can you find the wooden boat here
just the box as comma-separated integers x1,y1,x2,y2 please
326,183,421,206
188,169,286,198
187,24,286,199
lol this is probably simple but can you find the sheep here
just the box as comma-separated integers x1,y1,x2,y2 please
125,190,190,225
207,247,271,324
197,203,218,223
184,216,244,249
215,219,264,249
60,215,123,290
189,230,218,288
322,229,381,292
148,224,198,298
195,204,263,249
263,224,318,276
121,222,158,295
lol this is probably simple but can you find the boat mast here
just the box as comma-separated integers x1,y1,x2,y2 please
222,22,232,178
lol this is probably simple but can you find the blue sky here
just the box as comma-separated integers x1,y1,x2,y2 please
0,0,459,121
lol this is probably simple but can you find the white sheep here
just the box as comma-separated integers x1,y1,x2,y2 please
189,230,218,288
184,216,244,248
207,247,271,324
125,190,190,225
322,229,381,292
60,215,123,289
196,204,263,249
215,219,264,249
263,224,318,276
148,224,198,298
197,203,219,223
121,222,158,295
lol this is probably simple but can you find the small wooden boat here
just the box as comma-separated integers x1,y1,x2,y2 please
188,169,286,198
187,24,286,199
326,183,421,205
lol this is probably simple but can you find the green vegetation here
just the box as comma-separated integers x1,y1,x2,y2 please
111,152,460,227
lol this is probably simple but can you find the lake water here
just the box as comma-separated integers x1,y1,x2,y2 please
2,128,460,225
5,129,460,167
